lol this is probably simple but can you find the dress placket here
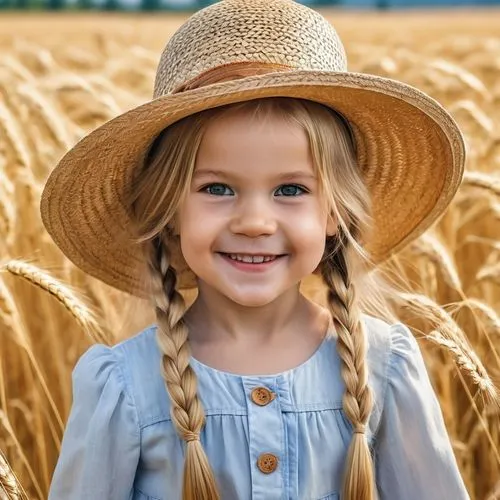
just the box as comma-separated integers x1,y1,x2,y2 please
243,376,285,500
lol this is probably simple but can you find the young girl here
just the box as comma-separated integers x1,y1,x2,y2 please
42,0,470,499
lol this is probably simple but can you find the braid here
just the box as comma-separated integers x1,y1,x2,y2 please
148,233,220,500
321,231,375,500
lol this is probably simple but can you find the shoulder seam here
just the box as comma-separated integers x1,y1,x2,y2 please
113,346,142,439
388,323,418,361
370,320,394,441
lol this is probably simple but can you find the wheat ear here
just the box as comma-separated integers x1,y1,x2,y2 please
1,260,110,345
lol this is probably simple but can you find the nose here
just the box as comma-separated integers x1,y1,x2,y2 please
229,196,277,237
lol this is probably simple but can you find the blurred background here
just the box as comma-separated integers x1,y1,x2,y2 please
1,0,499,500
0,0,499,10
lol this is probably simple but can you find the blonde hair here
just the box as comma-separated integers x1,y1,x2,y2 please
126,96,396,500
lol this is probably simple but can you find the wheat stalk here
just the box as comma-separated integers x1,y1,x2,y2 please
455,299,500,332
429,60,491,100
0,170,16,250
0,411,41,500
0,57,33,83
460,236,500,253
455,197,500,229
0,449,23,500
16,83,73,150
0,199,15,252
462,171,500,197
1,260,110,345
427,331,498,400
13,39,54,77
0,102,30,172
449,298,500,370
409,234,463,293
0,278,32,351
449,99,494,134
1,274,67,436
475,262,500,287
396,292,498,402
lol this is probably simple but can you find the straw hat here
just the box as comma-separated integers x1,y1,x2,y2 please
40,0,465,298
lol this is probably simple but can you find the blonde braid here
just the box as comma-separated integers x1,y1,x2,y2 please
149,233,220,500
321,232,375,500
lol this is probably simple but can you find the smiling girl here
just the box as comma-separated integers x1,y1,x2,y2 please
43,1,469,499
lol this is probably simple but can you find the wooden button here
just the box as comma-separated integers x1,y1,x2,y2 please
257,453,279,474
251,387,275,406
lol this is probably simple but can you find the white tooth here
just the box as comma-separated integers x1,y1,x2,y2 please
227,254,276,263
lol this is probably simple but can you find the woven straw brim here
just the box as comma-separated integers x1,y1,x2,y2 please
41,70,465,298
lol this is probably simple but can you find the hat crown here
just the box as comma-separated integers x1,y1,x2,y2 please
153,0,347,97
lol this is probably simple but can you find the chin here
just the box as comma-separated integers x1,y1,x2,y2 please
224,289,282,308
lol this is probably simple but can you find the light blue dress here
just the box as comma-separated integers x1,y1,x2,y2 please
48,315,469,500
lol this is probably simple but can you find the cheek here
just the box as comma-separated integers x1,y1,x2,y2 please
178,224,208,277
287,210,328,265
179,219,206,255
178,203,220,260
288,205,328,246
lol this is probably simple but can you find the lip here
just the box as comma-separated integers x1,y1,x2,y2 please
217,252,286,273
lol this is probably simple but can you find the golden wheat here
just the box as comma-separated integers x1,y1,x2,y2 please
16,84,74,151
0,449,20,500
0,103,31,172
396,292,496,398
409,234,463,293
1,260,110,345
476,262,500,287
463,171,500,196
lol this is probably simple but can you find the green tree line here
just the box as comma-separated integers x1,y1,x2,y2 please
0,0,344,12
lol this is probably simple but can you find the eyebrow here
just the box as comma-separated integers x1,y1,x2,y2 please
193,169,317,182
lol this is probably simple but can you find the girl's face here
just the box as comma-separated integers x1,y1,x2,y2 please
177,107,337,307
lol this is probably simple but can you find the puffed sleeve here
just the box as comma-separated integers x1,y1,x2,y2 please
49,344,140,500
374,323,470,500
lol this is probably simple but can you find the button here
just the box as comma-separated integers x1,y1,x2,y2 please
257,453,279,474
251,387,275,406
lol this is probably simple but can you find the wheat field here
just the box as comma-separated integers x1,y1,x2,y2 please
0,9,499,500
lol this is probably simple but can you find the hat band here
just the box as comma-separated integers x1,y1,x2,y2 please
171,61,294,94
171,59,359,164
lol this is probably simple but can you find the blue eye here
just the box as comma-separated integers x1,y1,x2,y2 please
275,184,307,196
203,183,234,196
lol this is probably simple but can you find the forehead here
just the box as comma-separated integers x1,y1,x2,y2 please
194,107,314,179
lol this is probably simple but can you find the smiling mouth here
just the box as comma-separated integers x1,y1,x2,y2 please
217,252,286,264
